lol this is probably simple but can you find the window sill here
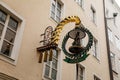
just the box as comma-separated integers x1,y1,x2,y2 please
0,52,16,66
91,21,97,27
49,17,59,24
76,3,84,11
92,55,100,63
112,69,118,75
0,53,15,61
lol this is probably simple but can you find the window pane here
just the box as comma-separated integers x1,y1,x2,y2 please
92,39,97,57
56,16,60,22
51,4,55,19
57,3,61,10
8,17,18,31
44,65,50,77
4,28,16,43
53,0,56,5
52,4,55,12
81,0,84,7
0,10,7,23
77,65,84,80
52,58,57,69
51,12,55,19
57,9,61,17
0,23,4,37
110,52,116,70
1,41,13,56
91,7,96,23
51,69,57,80
46,60,50,65
107,29,113,42
78,0,82,5
53,50,58,58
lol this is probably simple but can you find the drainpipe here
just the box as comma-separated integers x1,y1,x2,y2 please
103,0,114,80
76,64,78,80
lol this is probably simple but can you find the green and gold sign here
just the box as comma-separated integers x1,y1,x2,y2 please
37,16,93,64
62,26,93,63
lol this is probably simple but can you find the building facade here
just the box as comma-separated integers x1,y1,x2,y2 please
0,0,111,80
105,0,120,80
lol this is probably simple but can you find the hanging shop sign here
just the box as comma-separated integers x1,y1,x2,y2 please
37,16,93,63
62,26,93,63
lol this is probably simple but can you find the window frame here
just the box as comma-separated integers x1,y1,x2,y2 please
94,75,101,80
110,52,116,71
115,35,120,50
0,10,7,40
90,6,97,24
50,0,63,23
0,15,18,57
76,64,85,80
42,49,60,80
92,38,98,59
0,1,25,64
75,0,84,9
107,28,113,43
105,8,109,18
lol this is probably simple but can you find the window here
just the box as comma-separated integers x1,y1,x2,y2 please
105,9,109,17
76,64,84,80
0,2,24,63
75,0,84,8
44,50,59,80
1,18,18,57
51,0,62,22
0,11,7,39
0,10,18,57
107,28,113,42
0,72,18,80
94,75,101,80
90,6,96,24
115,36,120,50
110,52,116,71
92,38,98,59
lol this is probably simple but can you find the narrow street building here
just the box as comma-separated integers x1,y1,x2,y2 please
0,0,111,80
105,0,120,80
